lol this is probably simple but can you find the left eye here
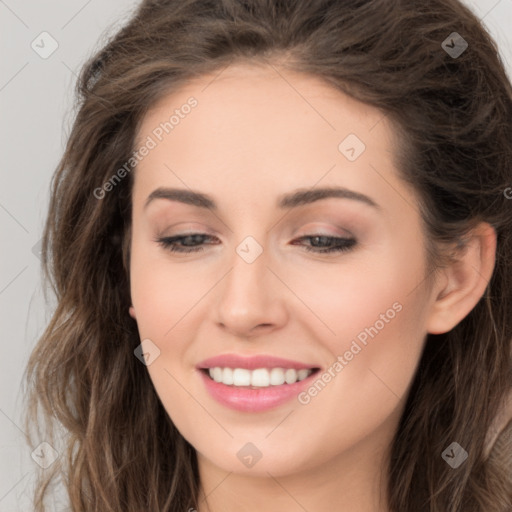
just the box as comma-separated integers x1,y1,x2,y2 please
156,233,357,255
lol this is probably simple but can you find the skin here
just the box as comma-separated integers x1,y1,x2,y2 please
127,62,496,512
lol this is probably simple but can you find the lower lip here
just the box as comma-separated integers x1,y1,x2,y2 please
198,369,319,412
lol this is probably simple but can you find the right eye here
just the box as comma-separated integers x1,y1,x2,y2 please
155,233,219,253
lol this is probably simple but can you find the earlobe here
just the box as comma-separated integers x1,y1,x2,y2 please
426,222,496,335
129,306,137,319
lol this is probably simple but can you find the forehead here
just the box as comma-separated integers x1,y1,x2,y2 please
132,62,411,217
137,61,393,148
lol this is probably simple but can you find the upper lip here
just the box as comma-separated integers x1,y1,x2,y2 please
196,353,320,371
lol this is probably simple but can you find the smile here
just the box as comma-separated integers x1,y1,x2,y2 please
204,367,316,387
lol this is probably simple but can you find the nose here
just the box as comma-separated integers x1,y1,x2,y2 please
213,242,288,339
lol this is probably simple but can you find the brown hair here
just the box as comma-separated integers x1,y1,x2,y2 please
22,0,512,510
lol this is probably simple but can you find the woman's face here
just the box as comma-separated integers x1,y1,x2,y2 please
128,62,439,478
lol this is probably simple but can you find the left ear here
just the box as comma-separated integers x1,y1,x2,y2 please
426,222,497,335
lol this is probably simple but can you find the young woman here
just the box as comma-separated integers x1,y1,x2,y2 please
23,0,512,510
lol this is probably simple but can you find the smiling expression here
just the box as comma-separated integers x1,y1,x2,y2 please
127,61,438,478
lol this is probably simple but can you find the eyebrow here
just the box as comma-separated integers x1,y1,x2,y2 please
144,186,381,211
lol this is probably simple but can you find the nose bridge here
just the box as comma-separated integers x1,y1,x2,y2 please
214,230,286,334
224,233,270,308
225,211,272,288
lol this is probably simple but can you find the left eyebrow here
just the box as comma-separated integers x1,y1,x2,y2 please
143,186,381,211
277,186,381,211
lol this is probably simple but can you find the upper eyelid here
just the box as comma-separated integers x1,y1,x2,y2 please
159,220,355,236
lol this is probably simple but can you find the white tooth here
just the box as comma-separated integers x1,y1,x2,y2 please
207,367,313,386
251,368,270,387
212,367,223,383
232,368,251,386
285,369,298,384
297,369,310,381
269,368,286,385
222,367,234,385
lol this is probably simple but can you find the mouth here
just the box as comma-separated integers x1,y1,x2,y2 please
196,353,323,411
197,363,322,412
200,366,321,388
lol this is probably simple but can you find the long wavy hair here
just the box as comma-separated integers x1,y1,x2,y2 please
22,0,512,510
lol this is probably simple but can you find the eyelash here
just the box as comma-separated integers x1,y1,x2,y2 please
155,233,357,255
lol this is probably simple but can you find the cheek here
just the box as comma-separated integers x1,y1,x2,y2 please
129,236,204,339
294,234,429,399
290,235,427,346
129,244,203,427
287,271,428,462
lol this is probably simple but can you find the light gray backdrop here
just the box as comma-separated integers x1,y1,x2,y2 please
1,0,511,510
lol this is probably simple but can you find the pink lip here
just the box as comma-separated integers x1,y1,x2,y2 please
198,369,320,412
196,353,319,371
